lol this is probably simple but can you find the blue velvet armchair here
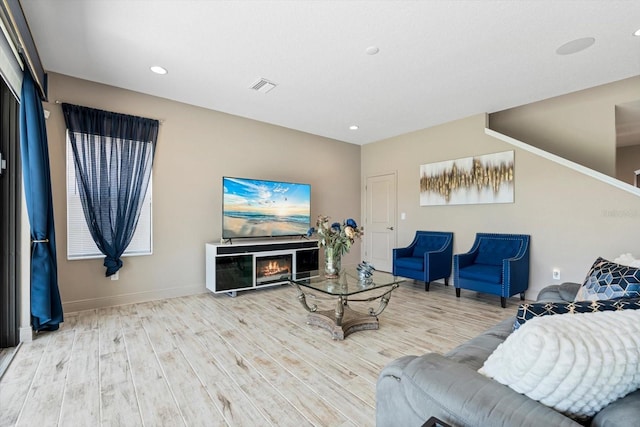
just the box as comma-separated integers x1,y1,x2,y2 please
392,231,453,291
453,233,530,308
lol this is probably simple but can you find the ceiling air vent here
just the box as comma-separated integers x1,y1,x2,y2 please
249,78,277,93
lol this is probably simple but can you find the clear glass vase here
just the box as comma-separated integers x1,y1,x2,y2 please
324,247,341,278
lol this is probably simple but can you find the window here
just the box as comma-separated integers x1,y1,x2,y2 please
66,131,153,260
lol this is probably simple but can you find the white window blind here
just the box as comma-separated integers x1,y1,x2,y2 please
0,19,23,100
66,131,153,260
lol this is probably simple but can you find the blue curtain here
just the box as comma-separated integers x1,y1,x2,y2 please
20,72,63,331
61,103,158,276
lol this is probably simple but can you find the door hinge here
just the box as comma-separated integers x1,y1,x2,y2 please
0,152,6,176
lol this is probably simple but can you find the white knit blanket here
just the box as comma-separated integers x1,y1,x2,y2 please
614,253,640,267
479,309,640,419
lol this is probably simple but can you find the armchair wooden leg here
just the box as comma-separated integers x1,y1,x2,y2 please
455,288,460,298
520,292,525,300
444,277,449,286
425,281,430,292
501,297,507,308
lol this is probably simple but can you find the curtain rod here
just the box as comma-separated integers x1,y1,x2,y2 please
1,0,48,100
53,100,165,124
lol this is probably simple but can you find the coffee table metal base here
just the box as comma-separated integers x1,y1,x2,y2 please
290,271,400,340
307,305,378,340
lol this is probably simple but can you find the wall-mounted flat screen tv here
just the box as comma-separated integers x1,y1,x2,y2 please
222,176,311,239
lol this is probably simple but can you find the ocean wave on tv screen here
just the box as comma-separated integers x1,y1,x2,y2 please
224,212,310,224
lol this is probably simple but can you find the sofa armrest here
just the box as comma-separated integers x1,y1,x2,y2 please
503,253,530,294
425,247,452,276
377,353,581,427
393,246,413,259
425,242,452,261
454,251,476,269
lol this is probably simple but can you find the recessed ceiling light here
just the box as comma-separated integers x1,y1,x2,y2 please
634,28,640,36
150,65,168,75
365,46,379,55
349,125,359,130
555,37,595,55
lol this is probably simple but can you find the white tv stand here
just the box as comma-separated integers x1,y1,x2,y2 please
205,239,319,296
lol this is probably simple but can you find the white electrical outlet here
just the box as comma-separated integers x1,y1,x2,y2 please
552,269,560,280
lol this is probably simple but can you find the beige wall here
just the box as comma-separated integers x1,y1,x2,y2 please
489,76,640,177
362,113,640,300
45,73,361,312
616,144,640,186
38,72,640,312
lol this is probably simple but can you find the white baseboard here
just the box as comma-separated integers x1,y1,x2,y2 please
19,327,33,343
62,284,207,313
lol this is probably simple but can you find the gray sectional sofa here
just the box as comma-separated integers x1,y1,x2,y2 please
376,282,640,427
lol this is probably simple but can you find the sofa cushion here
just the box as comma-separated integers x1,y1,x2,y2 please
558,282,581,301
445,317,514,371
474,238,521,266
575,257,640,301
458,264,502,284
591,389,640,427
394,256,423,271
536,285,565,303
479,309,640,420
536,283,581,303
377,352,582,427
513,297,640,330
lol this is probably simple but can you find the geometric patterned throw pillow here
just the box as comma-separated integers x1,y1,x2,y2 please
574,257,640,301
514,297,640,330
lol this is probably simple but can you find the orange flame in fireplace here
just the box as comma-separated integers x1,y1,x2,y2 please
260,260,290,277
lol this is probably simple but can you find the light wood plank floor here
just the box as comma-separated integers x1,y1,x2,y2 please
0,282,517,427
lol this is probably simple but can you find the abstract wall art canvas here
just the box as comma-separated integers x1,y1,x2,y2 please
420,151,514,206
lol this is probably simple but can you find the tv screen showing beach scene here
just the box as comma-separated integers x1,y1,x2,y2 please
222,177,311,239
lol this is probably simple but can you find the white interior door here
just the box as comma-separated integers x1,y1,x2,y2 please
365,173,397,272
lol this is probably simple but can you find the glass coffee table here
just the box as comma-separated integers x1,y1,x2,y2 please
289,266,404,340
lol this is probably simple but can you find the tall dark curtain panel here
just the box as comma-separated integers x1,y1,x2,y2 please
1,77,20,345
61,103,158,276
19,72,63,331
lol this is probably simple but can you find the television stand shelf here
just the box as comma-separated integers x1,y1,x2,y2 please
205,239,319,295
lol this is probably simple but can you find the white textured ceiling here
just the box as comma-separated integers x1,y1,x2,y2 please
20,0,640,145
